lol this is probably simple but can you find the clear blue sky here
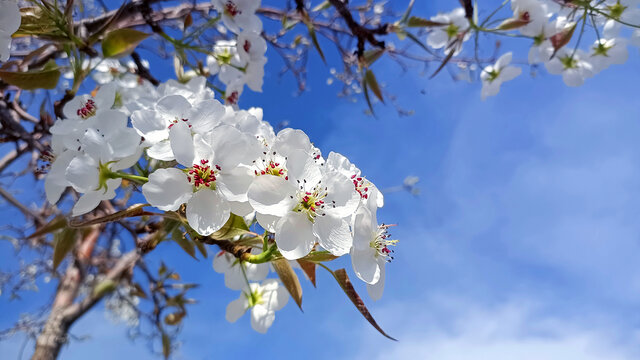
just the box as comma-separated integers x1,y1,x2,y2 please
3,1,640,359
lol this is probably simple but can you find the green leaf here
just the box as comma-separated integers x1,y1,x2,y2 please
331,268,396,341
364,69,384,104
272,258,303,310
210,214,249,240
69,203,150,228
497,18,529,30
172,228,197,259
430,47,455,79
297,260,316,287
162,333,171,359
28,215,67,239
307,24,326,63
53,229,77,270
405,31,433,54
301,251,338,262
363,48,385,68
92,279,117,298
362,77,375,116
312,0,332,12
0,60,61,90
394,28,407,41
399,0,415,25
102,28,150,58
407,16,445,28
194,239,208,258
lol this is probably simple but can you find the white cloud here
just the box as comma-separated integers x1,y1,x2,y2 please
351,295,640,360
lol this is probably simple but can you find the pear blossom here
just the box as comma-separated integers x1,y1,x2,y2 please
247,161,360,259
426,8,471,55
509,0,551,36
225,279,289,333
213,0,262,34
589,38,629,73
59,83,117,121
545,49,594,87
213,250,269,290
131,94,225,162
207,40,245,86
350,207,397,301
325,151,383,213
600,0,640,37
0,0,20,62
142,124,262,235
480,52,522,100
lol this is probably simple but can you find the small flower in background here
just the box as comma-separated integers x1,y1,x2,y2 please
225,279,289,333
480,52,522,100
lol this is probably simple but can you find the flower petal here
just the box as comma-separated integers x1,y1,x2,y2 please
366,259,386,301
313,215,352,256
65,154,99,193
250,305,275,334
274,212,316,260
131,110,168,143
226,297,248,323
186,190,231,236
169,120,195,167
351,247,380,284
142,168,193,211
247,175,296,217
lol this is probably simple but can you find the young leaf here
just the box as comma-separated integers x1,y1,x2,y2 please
301,251,338,262
365,69,384,103
272,258,303,310
297,260,317,287
53,229,77,270
398,0,415,25
331,268,396,341
362,77,375,116
307,24,326,63
430,47,455,79
172,228,197,259
92,279,117,298
312,0,332,12
210,214,249,240
162,333,171,360
28,215,67,239
69,203,150,228
102,28,150,58
0,60,61,90
407,16,445,28
363,48,385,68
194,239,208,258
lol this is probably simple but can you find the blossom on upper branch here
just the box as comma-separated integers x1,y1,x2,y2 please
544,49,594,87
480,52,522,100
225,279,289,333
0,0,20,62
213,0,262,34
426,7,470,55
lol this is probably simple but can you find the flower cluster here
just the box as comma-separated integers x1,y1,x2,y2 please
208,0,267,105
44,75,397,333
0,0,20,62
427,0,640,98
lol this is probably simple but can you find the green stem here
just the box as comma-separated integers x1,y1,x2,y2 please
111,172,149,184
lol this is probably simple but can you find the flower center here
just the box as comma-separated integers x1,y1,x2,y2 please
486,68,500,82
560,55,578,69
593,41,612,57
224,1,241,17
445,23,460,38
76,99,97,119
519,11,530,23
370,225,398,262
292,181,330,222
608,2,626,19
254,151,289,180
351,174,371,199
226,91,239,105
247,289,264,307
187,159,221,190
168,117,191,129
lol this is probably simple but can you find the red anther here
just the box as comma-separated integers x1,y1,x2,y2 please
285,176,289,180
270,163,276,168
351,174,356,179
310,206,315,211
243,40,251,53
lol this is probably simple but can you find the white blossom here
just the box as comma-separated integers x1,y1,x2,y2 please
225,279,288,333
480,52,522,100
0,0,20,62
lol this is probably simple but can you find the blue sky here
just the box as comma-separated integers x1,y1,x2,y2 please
3,1,640,359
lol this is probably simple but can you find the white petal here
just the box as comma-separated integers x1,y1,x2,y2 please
285,149,322,185
189,100,225,134
226,297,248,323
131,110,168,143
142,168,193,211
95,83,117,109
274,212,316,260
169,120,195,167
256,212,279,232
72,191,103,216
186,190,231,236
156,95,191,119
353,206,376,250
247,175,297,217
313,215,353,257
245,262,269,282
228,200,255,217
272,128,312,155
209,125,262,169
146,140,175,161
366,259,386,301
250,305,275,334
65,155,99,193
213,251,233,273
218,166,254,202
322,171,360,218
351,247,381,284
261,279,289,311
495,52,512,69
499,66,522,82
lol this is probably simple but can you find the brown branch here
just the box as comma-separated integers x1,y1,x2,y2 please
327,0,388,57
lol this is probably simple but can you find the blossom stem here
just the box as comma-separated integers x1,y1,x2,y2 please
111,172,149,184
